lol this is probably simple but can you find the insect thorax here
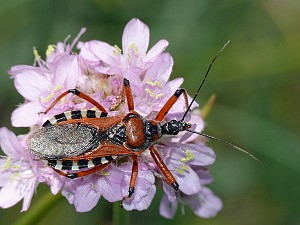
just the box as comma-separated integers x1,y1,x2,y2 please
107,113,162,152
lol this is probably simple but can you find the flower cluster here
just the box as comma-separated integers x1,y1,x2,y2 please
0,18,222,218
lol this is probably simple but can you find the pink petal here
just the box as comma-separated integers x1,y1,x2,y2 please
188,143,216,166
38,167,65,195
54,55,80,89
144,53,173,84
0,177,36,211
194,168,214,185
0,159,11,186
0,180,24,208
162,183,177,202
79,41,100,63
97,165,123,202
8,65,43,78
14,70,52,101
86,40,118,66
167,78,184,93
21,178,37,212
174,167,201,195
159,194,178,219
122,18,149,57
73,178,101,212
0,127,24,158
121,162,156,211
144,39,169,63
11,102,44,127
185,187,223,218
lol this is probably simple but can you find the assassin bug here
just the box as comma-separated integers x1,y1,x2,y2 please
27,40,259,200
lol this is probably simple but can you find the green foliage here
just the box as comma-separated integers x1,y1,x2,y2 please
0,0,299,224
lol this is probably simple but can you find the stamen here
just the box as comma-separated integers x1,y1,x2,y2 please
43,86,63,102
145,88,155,98
91,184,98,191
155,93,164,99
1,157,11,172
33,47,41,60
154,81,162,88
176,164,190,174
146,80,156,86
128,43,138,55
53,85,63,91
146,80,163,88
180,150,194,163
11,165,21,170
113,45,122,55
46,45,55,57
42,93,55,102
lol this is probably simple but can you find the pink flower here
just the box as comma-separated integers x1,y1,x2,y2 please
0,127,39,211
9,31,83,127
0,18,222,218
159,186,222,219
79,18,169,79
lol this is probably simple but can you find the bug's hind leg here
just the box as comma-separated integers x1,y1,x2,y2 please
52,162,111,179
122,155,139,201
44,89,108,114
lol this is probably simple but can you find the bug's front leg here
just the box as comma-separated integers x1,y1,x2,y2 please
43,89,108,114
149,146,179,191
123,78,135,111
154,88,189,121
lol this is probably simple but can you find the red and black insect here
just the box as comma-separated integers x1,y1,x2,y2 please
27,41,259,200
27,76,193,199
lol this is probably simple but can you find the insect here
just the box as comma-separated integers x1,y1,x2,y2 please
27,41,259,200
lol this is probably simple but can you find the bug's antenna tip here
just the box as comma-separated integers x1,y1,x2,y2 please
186,129,267,168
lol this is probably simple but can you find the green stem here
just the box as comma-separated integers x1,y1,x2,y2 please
113,202,130,225
13,192,62,225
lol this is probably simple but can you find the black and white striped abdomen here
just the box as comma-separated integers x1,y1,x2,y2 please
43,155,118,171
43,110,108,127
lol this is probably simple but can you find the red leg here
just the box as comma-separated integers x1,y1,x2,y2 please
122,154,139,200
44,89,107,114
53,162,111,179
149,146,179,191
123,79,135,111
155,88,188,121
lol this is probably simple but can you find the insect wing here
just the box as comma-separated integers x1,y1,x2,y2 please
27,123,104,159
63,144,133,160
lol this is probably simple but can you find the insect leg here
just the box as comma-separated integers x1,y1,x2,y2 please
44,89,108,114
149,146,179,191
122,155,139,200
123,78,135,111
52,162,111,179
154,88,188,121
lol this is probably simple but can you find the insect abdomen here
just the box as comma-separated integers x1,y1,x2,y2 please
43,109,108,127
44,155,118,171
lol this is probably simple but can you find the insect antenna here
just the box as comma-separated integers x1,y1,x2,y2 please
181,40,230,122
186,129,265,166
180,41,264,165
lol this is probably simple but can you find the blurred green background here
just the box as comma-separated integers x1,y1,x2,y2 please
0,0,299,224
